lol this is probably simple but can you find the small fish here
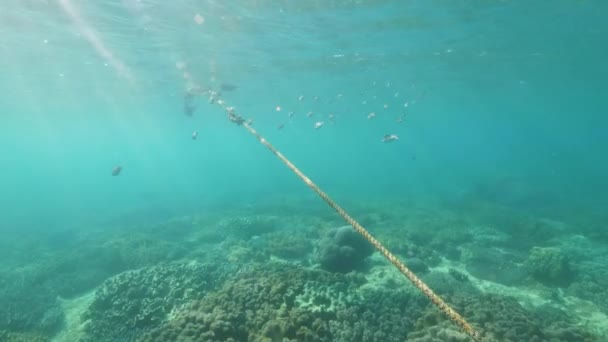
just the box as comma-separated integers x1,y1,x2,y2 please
112,166,122,176
219,83,238,92
184,103,196,116
277,123,285,130
314,121,324,129
192,131,198,140
382,134,399,143
306,111,313,118
367,112,376,120
298,95,304,102
184,92,195,102
184,91,197,116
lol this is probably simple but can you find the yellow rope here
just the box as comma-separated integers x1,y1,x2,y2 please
207,92,483,341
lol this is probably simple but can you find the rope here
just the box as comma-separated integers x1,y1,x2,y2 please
204,90,483,341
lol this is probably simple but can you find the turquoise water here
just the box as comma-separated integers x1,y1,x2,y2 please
1,1,607,341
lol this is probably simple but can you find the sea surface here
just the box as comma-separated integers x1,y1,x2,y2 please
1,1,607,341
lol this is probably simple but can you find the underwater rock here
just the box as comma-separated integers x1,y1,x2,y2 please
524,246,574,286
316,225,375,273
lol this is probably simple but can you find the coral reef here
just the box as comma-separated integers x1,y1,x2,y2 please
217,215,280,239
0,273,64,337
329,286,427,342
81,261,230,342
566,254,608,313
444,293,594,341
266,230,314,261
403,257,429,274
447,268,469,283
10,231,189,301
0,330,50,342
427,224,474,257
382,236,442,268
138,262,428,342
406,320,470,342
2,200,604,341
461,245,527,286
137,263,361,342
568,278,608,319
420,272,479,299
101,234,188,270
224,240,269,264
524,246,574,286
316,226,375,273
28,246,122,299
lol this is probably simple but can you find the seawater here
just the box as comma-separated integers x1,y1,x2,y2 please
0,1,607,341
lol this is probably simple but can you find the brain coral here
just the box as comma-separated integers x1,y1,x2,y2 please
316,225,375,273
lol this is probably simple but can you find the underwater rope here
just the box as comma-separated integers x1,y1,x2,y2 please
204,91,483,341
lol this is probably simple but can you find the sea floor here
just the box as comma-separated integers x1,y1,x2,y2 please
1,196,607,341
